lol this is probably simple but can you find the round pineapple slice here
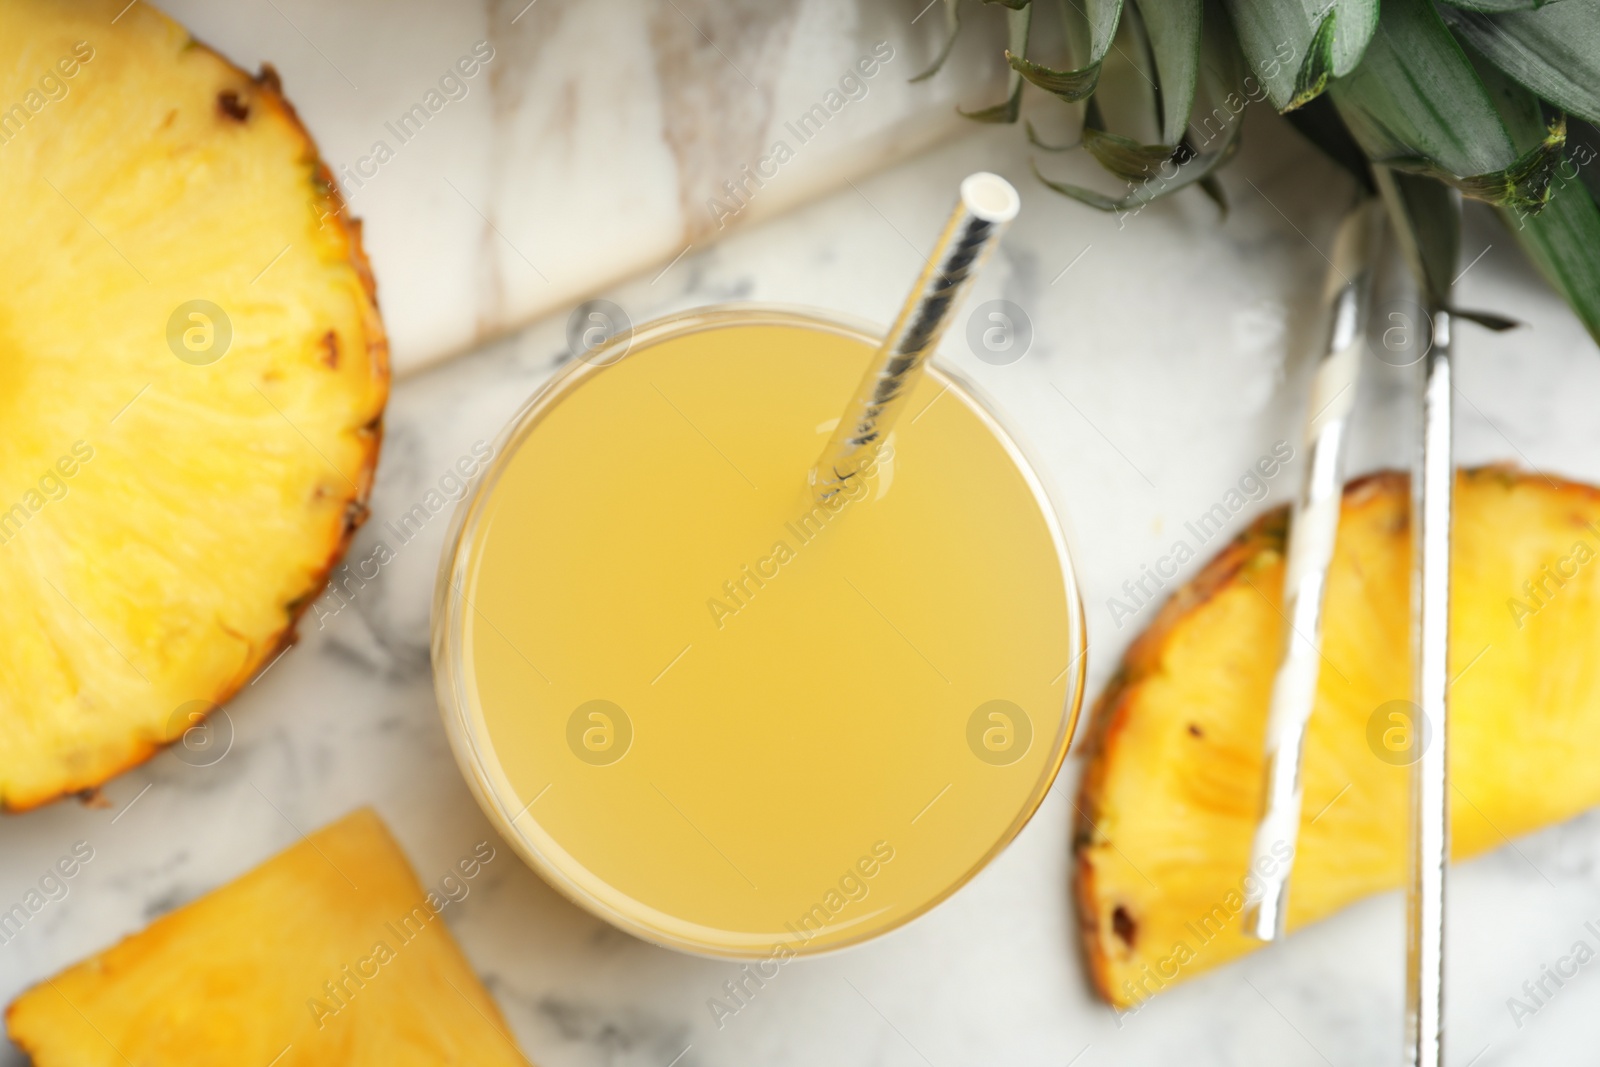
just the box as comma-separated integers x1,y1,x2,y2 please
0,1,386,809
1077,469,1600,1008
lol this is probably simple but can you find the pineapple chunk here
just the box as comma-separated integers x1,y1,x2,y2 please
0,1,386,808
7,808,531,1065
1077,469,1600,1007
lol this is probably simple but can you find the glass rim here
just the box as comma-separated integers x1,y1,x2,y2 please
430,301,1088,959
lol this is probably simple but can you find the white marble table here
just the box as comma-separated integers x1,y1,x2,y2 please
5,9,1600,1065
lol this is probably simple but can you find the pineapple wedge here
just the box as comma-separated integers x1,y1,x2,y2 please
1077,468,1600,1008
0,1,386,808
7,808,531,1065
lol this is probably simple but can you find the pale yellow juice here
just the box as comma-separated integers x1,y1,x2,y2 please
435,308,1083,956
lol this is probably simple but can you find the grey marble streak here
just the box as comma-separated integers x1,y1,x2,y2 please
157,0,1008,374
4,103,1600,1067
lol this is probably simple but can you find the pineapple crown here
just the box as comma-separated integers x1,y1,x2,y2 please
915,0,1600,343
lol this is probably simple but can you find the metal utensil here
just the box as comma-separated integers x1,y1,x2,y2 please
1242,198,1380,941
810,172,1019,501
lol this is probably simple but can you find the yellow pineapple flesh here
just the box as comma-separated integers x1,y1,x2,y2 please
1076,468,1600,1007
7,808,532,1065
0,0,386,808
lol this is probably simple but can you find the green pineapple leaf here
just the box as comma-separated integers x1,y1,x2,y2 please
1222,0,1378,111
909,0,963,83
1438,0,1600,125
1084,0,1131,77
1329,0,1564,211
1433,120,1566,208
1005,0,1123,102
1198,173,1230,213
961,2,1034,121
1571,119,1600,201
1083,111,1180,181
1283,94,1377,191
1451,308,1524,330
1036,0,1246,209
1470,31,1600,345
1374,167,1462,308
1436,0,1564,11
1007,50,1102,100
1139,0,1205,144
1504,173,1600,343
1030,116,1242,211
1074,1,1180,179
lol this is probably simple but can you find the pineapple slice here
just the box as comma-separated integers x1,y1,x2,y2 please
1077,468,1600,1008
7,808,531,1065
0,1,386,807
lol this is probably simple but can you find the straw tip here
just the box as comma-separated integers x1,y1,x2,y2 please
960,172,1020,224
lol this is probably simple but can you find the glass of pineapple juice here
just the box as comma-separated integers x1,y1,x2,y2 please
433,304,1085,957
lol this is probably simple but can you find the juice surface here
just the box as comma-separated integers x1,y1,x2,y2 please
451,315,1079,955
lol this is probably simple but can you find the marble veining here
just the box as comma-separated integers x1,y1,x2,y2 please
160,0,1005,375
